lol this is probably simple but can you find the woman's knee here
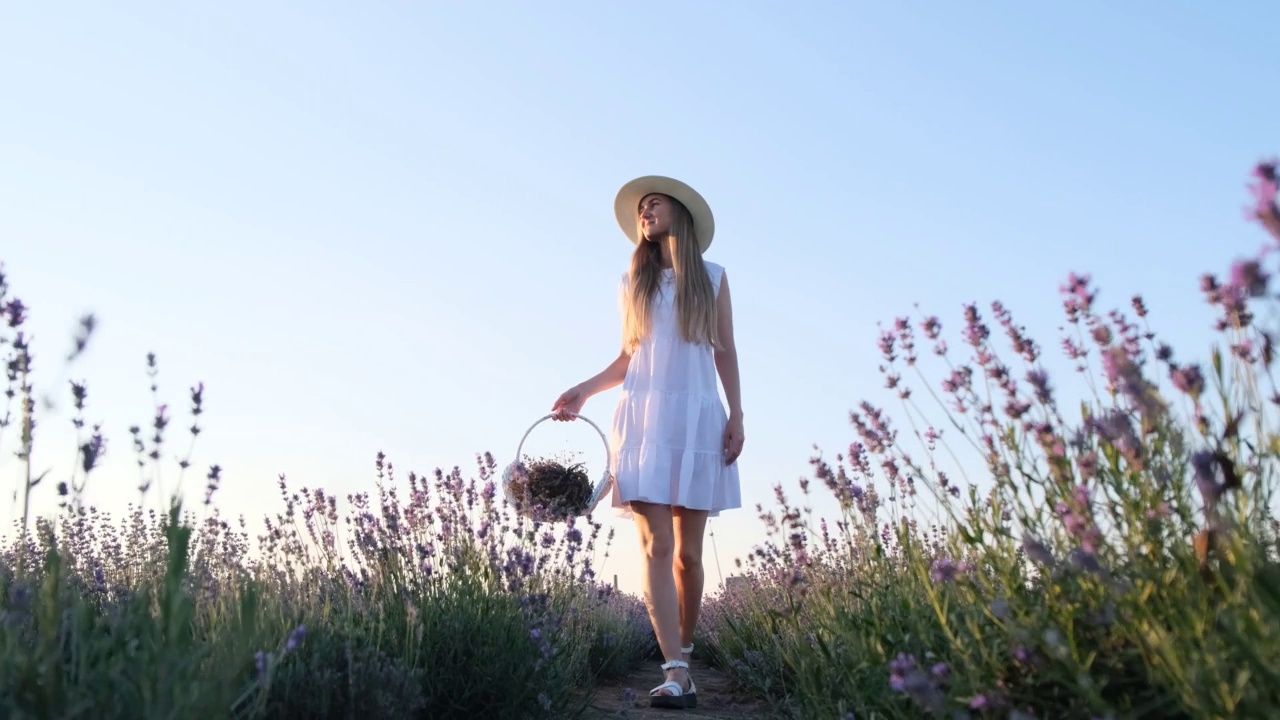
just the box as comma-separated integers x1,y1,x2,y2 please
675,544,703,571
641,533,675,560
633,503,676,560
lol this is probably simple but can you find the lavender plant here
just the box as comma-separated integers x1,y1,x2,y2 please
0,262,656,719
701,160,1280,718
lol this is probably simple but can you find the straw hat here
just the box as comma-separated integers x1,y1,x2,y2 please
614,175,715,254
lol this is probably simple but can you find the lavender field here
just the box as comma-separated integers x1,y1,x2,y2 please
0,289,657,717
697,162,1280,718
4,161,1280,718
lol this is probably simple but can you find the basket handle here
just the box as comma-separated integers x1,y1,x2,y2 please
514,411,611,461
506,411,614,516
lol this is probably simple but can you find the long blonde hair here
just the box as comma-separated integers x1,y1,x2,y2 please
620,194,718,353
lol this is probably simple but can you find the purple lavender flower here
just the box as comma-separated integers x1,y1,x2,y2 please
920,315,941,340
1229,258,1269,298
1191,450,1221,511
1068,547,1108,577
1075,451,1099,480
2,298,26,327
1062,337,1088,362
1100,346,1164,420
930,557,959,583
1091,324,1113,345
1170,363,1205,398
1021,534,1055,568
962,304,990,347
1087,409,1142,466
286,624,305,652
1056,485,1103,554
888,652,916,691
1060,272,1095,320
1026,368,1052,404
941,367,972,395
1246,160,1278,219
878,330,896,361
1013,645,1033,665
889,652,946,714
1248,161,1280,243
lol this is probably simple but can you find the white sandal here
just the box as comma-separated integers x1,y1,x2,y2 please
681,644,697,702
649,658,697,709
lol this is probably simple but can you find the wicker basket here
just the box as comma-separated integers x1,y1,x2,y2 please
501,412,613,521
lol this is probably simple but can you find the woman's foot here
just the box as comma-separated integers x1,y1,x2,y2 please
650,659,697,709
663,666,691,692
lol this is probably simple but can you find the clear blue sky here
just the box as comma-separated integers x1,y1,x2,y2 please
2,1,1277,596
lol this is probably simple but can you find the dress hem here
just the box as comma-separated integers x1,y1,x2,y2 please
608,497,741,521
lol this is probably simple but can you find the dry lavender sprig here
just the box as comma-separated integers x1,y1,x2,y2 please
1247,159,1280,243
62,379,106,512
127,352,181,512
146,352,167,507
174,380,206,502
34,311,96,415
14,330,46,572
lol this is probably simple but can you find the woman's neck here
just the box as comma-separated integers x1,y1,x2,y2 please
656,239,673,269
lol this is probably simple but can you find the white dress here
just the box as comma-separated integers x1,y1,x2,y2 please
607,260,742,519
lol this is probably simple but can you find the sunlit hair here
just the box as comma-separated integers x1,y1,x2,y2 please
621,194,718,353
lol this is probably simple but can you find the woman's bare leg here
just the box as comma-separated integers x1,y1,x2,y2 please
631,501,691,694
672,506,709,662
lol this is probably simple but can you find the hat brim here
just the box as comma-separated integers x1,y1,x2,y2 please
614,175,714,254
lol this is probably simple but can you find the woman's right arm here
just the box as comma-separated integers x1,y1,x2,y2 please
580,348,632,396
551,349,631,420
553,272,633,420
578,273,635,397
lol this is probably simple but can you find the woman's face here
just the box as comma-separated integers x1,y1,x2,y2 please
638,193,673,240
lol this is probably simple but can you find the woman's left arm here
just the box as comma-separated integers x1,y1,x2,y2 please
714,271,744,464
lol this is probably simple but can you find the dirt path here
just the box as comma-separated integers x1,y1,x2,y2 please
581,657,774,719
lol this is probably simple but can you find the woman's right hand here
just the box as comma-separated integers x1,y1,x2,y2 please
551,384,587,421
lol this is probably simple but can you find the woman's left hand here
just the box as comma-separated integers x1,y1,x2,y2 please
723,414,744,465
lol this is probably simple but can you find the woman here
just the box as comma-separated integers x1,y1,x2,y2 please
551,175,744,709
